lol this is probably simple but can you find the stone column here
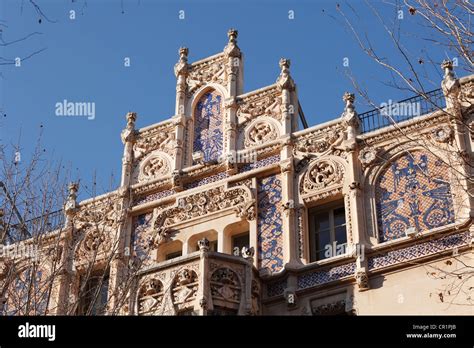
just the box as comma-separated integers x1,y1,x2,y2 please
440,60,473,223
197,238,210,315
107,113,136,314
340,93,369,291
223,29,242,174
276,59,298,268
173,47,189,171
241,246,255,315
48,182,79,314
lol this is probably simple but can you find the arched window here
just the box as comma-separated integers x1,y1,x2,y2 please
193,90,223,163
375,151,455,242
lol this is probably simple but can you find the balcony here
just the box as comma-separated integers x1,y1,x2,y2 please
133,242,260,316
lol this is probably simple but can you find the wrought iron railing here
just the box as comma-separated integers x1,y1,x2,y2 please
359,88,446,134
6,209,64,243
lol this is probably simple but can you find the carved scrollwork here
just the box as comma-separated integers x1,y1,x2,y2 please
294,128,347,159
148,186,252,247
172,269,198,308
245,120,278,147
210,268,241,305
138,153,171,182
301,159,343,194
73,200,118,261
431,125,453,143
137,278,164,315
358,147,378,167
237,88,282,123
186,55,227,96
133,129,175,160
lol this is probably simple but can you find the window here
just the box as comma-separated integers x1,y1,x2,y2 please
309,203,347,262
78,272,109,315
165,251,182,260
232,232,249,257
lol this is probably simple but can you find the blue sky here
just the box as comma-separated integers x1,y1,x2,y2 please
0,0,459,199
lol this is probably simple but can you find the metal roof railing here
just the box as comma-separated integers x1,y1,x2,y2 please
359,88,446,134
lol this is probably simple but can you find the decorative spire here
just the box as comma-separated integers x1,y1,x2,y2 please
441,59,454,78
174,47,189,77
441,59,460,98
64,182,79,216
121,112,137,143
276,58,295,90
224,28,241,58
341,92,360,136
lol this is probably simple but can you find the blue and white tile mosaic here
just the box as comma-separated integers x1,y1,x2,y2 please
297,262,356,290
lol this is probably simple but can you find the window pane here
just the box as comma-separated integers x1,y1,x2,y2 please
315,212,330,231
317,229,331,260
335,226,347,244
334,208,346,227
232,232,249,256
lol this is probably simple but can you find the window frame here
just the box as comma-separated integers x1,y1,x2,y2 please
308,201,347,262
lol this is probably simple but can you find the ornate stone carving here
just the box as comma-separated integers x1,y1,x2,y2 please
311,300,346,315
301,159,344,193
198,237,210,252
121,112,137,144
276,58,295,91
237,87,282,123
224,28,241,58
148,186,252,247
138,153,170,182
355,269,370,291
210,268,241,304
294,127,348,159
64,182,79,216
186,55,227,95
172,269,198,308
251,279,260,315
358,147,378,167
133,130,175,160
174,47,189,77
234,201,256,221
241,246,255,259
432,125,453,143
74,200,118,261
138,278,164,315
245,120,278,147
441,60,460,98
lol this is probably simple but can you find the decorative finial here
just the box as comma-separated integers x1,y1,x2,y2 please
198,237,210,252
174,47,189,77
224,28,241,58
179,47,189,60
441,59,454,77
341,92,359,139
440,59,460,99
279,58,290,71
126,112,137,127
228,28,238,43
65,182,79,216
121,112,136,144
343,92,355,110
276,58,295,90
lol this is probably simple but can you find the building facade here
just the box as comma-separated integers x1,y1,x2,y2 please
1,30,473,315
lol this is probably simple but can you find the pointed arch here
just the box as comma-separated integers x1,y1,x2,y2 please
192,89,224,163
